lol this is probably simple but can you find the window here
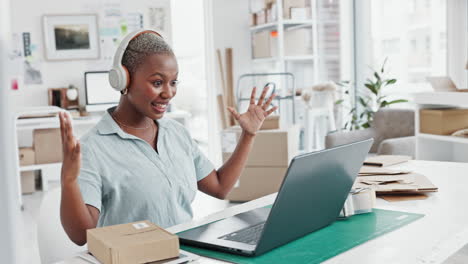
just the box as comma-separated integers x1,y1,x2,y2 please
365,0,447,95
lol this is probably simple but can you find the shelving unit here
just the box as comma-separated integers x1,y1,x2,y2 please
249,0,320,82
413,92,468,162
14,106,192,207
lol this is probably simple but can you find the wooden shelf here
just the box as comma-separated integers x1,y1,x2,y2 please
418,133,468,144
413,92,468,108
20,162,61,172
250,20,315,32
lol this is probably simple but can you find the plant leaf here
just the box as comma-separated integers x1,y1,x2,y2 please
386,99,408,105
335,99,344,105
385,79,397,85
374,72,381,81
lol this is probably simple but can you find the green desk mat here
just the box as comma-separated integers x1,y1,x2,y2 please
180,209,423,264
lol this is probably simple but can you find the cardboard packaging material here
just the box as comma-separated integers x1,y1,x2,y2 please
260,115,280,130
250,13,257,26
19,147,35,166
221,125,299,167
284,28,313,56
283,0,310,19
256,9,267,25
33,128,63,164
21,171,36,194
87,220,179,264
226,166,288,202
420,109,468,135
252,30,277,58
266,3,277,23
290,7,311,20
363,155,412,167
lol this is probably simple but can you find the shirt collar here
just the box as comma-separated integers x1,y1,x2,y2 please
96,107,166,138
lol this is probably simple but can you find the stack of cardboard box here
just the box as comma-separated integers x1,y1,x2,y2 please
19,147,36,194
221,124,299,201
18,128,63,194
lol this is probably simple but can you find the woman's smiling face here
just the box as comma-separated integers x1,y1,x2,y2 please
126,53,179,120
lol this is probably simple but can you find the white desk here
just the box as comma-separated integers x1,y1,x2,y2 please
57,160,468,263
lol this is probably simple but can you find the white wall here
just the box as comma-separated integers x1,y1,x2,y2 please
447,0,468,89
8,0,208,111
212,0,252,97
1,0,21,261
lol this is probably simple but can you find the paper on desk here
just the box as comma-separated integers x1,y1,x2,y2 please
354,173,437,194
380,194,428,202
363,155,412,167
358,174,415,185
77,250,200,264
359,166,412,176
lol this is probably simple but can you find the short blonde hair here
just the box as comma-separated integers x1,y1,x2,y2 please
122,33,174,74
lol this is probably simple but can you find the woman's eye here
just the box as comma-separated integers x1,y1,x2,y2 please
153,80,163,87
171,80,179,87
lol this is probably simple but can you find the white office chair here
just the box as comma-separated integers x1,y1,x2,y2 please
37,187,85,263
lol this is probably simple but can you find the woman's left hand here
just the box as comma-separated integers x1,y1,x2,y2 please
228,86,278,136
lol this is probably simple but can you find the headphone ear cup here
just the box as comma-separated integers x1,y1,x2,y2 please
109,66,130,92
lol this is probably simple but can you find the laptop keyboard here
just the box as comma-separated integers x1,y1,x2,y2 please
218,222,266,245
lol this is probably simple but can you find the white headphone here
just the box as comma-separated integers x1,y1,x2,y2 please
108,29,162,93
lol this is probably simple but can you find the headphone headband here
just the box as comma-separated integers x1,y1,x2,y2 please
109,29,163,92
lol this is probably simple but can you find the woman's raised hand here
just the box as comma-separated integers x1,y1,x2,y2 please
59,112,81,185
227,86,278,136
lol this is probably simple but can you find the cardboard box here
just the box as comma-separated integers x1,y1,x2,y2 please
87,220,179,264
21,171,35,194
252,30,277,58
290,7,310,20
250,12,257,26
284,28,313,56
260,115,280,130
226,166,288,201
256,9,267,25
283,0,309,19
19,147,35,166
221,125,299,167
420,109,468,135
33,128,63,164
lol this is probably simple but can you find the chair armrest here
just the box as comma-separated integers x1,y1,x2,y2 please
325,128,377,152
377,136,415,157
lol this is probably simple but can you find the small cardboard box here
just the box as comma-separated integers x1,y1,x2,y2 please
33,128,63,164
226,166,288,201
21,171,36,194
19,147,35,166
283,0,309,19
221,125,299,167
260,115,280,130
252,30,278,58
87,220,179,264
284,28,313,56
420,109,468,135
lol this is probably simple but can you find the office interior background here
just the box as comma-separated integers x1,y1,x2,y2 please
0,0,467,263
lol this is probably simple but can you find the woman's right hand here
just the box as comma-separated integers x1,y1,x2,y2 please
59,112,81,186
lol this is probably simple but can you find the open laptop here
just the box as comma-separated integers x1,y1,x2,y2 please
179,139,373,256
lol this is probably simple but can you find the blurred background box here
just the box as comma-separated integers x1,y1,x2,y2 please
284,27,313,56
252,30,278,58
260,115,280,130
19,147,35,166
283,0,310,19
21,171,36,194
33,128,63,164
420,109,468,135
226,166,288,201
222,125,299,167
290,7,310,20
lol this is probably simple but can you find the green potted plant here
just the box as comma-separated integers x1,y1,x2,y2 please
336,58,408,130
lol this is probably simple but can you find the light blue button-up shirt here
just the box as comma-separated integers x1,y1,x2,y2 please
77,108,214,228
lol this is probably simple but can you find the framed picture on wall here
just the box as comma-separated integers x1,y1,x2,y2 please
42,14,100,61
